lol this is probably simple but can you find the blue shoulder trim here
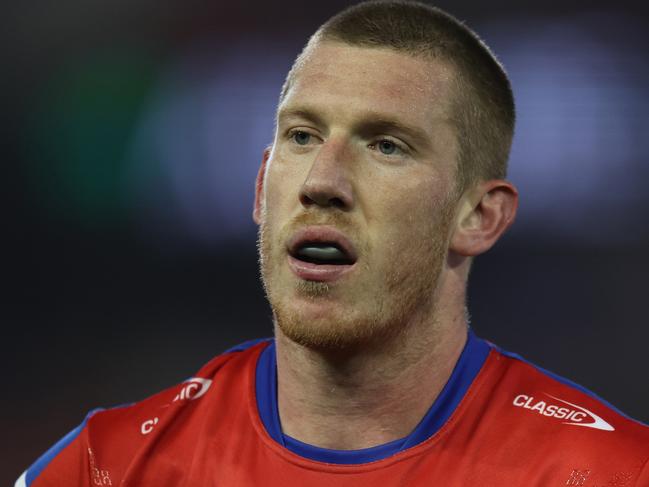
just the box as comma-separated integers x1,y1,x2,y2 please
223,338,272,354
491,343,647,426
22,408,102,486
20,402,135,486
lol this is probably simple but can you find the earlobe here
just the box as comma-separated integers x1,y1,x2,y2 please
253,148,272,225
449,180,518,257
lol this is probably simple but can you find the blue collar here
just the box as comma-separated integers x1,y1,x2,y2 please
255,329,490,464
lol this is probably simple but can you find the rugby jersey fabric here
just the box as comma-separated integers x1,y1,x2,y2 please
16,331,649,486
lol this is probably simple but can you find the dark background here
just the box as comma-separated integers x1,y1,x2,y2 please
4,0,649,483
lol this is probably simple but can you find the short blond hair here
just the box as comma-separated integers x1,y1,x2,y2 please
281,0,515,192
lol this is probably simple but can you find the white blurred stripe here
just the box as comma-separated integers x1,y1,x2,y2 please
15,471,27,487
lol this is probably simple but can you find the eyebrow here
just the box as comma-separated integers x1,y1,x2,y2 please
276,107,326,127
277,106,435,153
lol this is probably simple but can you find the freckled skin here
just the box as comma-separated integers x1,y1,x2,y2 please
256,41,460,350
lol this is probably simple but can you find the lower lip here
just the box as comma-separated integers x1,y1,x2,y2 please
287,255,356,282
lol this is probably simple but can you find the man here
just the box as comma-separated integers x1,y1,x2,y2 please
17,1,649,486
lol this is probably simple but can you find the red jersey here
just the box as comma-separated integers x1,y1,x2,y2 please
16,331,649,486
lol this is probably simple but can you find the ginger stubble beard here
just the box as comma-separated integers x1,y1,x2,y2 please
257,203,456,353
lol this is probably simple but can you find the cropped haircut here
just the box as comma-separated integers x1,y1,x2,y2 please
280,0,515,193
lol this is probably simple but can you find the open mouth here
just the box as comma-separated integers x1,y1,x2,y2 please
287,227,358,268
286,228,357,282
292,242,355,266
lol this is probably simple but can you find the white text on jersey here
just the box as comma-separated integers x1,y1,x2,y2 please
173,377,212,402
512,394,614,431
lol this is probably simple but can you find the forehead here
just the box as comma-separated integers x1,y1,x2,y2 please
280,41,455,126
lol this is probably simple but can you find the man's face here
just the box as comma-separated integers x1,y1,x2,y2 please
256,41,461,350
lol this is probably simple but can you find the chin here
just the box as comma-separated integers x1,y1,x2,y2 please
294,280,333,298
272,295,393,352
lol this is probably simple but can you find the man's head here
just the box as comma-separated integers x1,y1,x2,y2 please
254,1,518,351
283,0,516,194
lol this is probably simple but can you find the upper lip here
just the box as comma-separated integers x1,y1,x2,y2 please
287,226,358,263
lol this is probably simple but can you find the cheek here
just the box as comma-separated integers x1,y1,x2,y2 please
373,171,450,223
263,167,297,221
369,176,454,250
264,155,308,207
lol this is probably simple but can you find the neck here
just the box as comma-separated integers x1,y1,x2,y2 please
275,281,468,450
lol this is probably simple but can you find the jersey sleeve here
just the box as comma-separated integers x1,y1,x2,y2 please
15,410,100,487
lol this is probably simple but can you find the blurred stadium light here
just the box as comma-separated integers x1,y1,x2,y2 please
126,41,293,248
481,13,649,244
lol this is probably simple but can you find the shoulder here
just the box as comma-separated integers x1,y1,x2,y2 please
86,337,271,436
16,338,271,487
481,342,649,478
490,343,647,431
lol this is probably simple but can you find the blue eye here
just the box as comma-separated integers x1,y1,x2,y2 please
292,131,311,145
378,140,397,155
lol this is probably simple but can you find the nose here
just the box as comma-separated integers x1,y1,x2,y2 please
299,139,354,210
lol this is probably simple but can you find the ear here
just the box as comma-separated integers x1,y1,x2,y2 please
449,180,518,256
253,147,272,225
252,147,271,225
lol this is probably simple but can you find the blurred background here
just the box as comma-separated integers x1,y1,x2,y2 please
4,0,649,482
